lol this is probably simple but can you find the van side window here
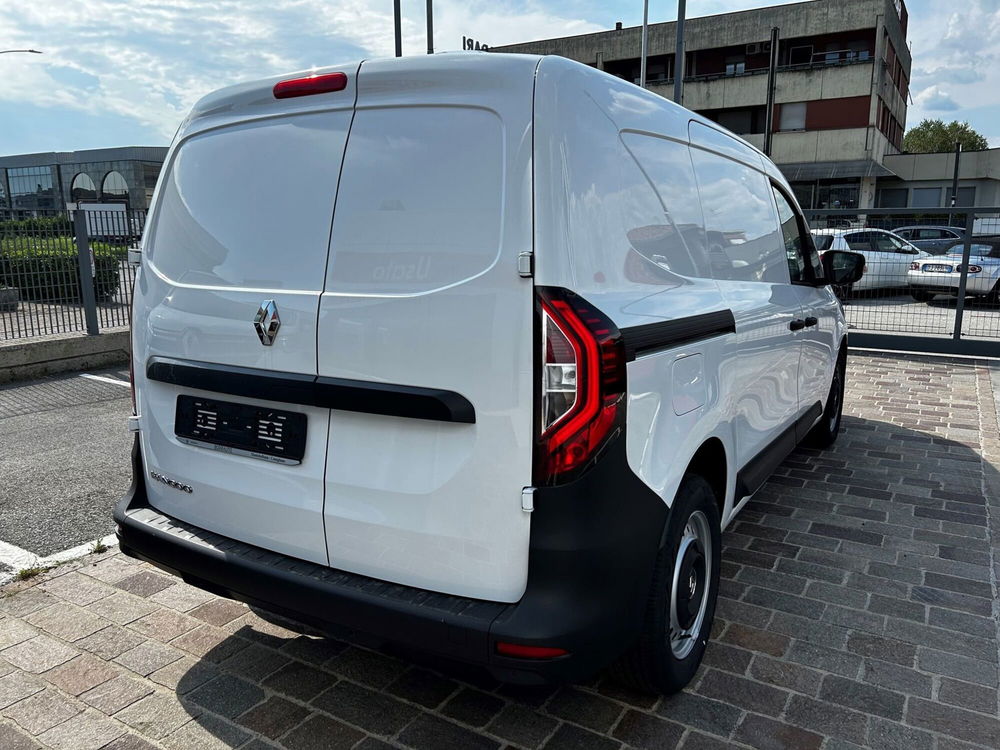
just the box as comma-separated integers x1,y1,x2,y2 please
621,134,712,280
689,148,790,284
771,186,821,282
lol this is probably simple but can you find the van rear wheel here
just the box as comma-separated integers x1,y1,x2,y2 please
610,474,721,694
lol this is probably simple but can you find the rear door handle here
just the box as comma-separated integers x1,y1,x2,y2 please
804,317,818,327
789,319,806,331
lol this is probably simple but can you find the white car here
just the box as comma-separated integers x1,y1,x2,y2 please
908,239,1000,302
115,54,863,694
811,228,930,294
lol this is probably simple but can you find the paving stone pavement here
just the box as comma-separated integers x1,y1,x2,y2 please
1,352,998,750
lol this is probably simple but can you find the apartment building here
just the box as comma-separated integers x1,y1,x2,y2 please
492,0,911,211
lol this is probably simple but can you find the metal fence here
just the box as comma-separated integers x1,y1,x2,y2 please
0,208,145,341
803,207,1000,356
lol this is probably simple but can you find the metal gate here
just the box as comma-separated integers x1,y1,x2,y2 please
802,207,1000,357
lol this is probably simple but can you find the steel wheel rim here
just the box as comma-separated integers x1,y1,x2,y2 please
668,510,712,659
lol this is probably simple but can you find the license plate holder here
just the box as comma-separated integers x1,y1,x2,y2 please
175,396,307,465
924,264,953,273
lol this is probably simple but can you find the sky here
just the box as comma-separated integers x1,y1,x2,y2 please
1,0,998,155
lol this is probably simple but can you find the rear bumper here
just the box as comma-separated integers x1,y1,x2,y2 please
908,273,994,295
115,434,667,685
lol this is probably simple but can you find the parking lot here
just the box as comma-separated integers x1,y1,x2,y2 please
0,352,998,749
0,368,131,572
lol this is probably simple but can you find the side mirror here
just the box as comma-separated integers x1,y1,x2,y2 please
821,250,865,286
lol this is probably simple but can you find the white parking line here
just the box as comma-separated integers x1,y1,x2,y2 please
79,373,131,388
0,534,119,586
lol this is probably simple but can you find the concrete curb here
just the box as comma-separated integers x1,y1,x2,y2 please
0,329,130,383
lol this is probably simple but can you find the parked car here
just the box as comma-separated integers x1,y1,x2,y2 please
893,226,966,255
114,54,864,695
907,239,1000,302
811,228,930,295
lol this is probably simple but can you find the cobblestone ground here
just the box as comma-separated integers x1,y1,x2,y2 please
1,353,998,750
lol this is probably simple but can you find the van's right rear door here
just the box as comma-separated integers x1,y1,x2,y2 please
316,56,539,603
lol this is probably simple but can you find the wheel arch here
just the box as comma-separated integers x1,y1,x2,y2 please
684,437,727,521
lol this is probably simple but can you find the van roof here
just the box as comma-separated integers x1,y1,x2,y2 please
180,53,775,177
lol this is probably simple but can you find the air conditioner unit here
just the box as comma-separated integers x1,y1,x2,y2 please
746,43,761,55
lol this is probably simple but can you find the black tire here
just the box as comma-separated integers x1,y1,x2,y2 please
804,352,846,449
910,290,935,303
610,474,721,694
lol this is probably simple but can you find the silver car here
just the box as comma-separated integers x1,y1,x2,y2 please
907,239,1000,303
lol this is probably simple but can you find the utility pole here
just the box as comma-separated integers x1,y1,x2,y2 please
950,141,962,227
763,27,780,156
673,0,686,104
394,0,402,57
950,141,962,207
640,0,649,88
426,0,434,54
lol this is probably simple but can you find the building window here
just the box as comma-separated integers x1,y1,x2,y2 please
911,187,941,209
71,173,97,202
779,102,806,131
955,186,976,207
0,179,6,209
876,188,907,208
816,184,858,210
788,45,812,66
101,170,129,205
791,183,814,210
725,55,746,76
7,166,56,210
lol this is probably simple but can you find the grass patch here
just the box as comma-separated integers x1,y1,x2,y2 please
15,565,49,581
91,539,109,554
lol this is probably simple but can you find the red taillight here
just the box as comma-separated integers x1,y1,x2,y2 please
273,72,348,99
535,287,625,485
496,642,569,659
910,262,919,270
957,265,982,274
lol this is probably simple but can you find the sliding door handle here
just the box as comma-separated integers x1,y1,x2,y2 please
804,317,818,327
789,319,806,331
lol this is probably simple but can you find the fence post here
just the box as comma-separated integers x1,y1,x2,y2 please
951,211,976,341
73,209,100,335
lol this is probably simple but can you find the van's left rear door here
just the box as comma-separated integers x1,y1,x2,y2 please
134,64,358,565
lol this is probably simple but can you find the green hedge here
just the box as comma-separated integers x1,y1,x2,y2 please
0,237,125,303
0,215,72,237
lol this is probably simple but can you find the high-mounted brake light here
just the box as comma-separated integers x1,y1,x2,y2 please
535,287,625,485
273,72,348,99
496,642,569,659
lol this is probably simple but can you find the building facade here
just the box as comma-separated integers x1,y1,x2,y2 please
0,146,168,213
492,0,911,210
877,149,1000,209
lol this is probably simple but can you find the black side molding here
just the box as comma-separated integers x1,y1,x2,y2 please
146,357,476,424
734,401,823,499
620,310,736,361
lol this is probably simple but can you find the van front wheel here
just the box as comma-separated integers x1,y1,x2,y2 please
610,474,721,694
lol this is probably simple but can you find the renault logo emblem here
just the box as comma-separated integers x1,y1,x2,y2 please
254,300,280,346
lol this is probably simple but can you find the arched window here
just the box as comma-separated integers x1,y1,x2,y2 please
71,173,97,202
101,170,129,204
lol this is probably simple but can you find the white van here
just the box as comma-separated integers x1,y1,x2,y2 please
115,53,864,693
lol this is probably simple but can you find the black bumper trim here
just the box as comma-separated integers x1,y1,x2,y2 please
146,356,476,424
115,430,668,685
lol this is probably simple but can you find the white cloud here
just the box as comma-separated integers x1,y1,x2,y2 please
914,85,960,112
0,1,601,143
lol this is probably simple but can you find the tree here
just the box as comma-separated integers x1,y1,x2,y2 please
903,119,989,153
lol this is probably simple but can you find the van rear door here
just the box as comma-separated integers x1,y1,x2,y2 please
134,64,358,565
316,56,538,602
